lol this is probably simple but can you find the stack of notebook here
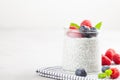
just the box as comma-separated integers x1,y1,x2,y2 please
36,66,98,80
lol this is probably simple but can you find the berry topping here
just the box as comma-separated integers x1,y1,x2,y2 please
80,20,92,28
110,68,120,79
102,66,110,72
102,55,111,65
67,20,102,38
79,26,89,32
79,26,93,38
113,53,120,64
90,27,98,37
75,68,87,77
95,22,102,30
70,23,80,29
70,27,77,29
98,73,107,79
90,27,97,32
105,48,116,60
67,30,82,38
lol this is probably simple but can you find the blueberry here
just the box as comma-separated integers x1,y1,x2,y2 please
90,27,98,37
79,26,98,38
80,26,91,38
80,26,89,32
75,68,87,77
102,66,110,72
90,27,97,32
82,33,92,38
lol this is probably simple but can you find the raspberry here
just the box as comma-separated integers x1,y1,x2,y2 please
110,68,120,79
105,48,116,60
80,20,92,28
102,55,111,65
113,53,120,64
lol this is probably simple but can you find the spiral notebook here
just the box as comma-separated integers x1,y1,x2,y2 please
36,66,98,80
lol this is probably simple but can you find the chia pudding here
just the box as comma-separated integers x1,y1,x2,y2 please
62,21,102,73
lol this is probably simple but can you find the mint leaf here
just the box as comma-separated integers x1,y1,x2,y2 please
95,22,102,30
70,23,80,29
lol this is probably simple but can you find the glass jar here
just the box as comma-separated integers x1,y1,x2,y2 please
62,28,101,74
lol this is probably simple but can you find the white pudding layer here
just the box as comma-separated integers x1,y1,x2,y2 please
62,36,101,73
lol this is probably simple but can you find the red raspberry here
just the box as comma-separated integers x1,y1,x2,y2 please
105,48,116,60
110,68,120,79
80,20,92,28
113,53,120,64
102,55,111,65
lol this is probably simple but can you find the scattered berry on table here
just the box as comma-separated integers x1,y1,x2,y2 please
98,73,107,79
105,69,112,76
105,48,116,60
102,66,110,72
102,55,111,65
113,53,120,64
98,67,120,79
75,68,87,77
110,68,120,79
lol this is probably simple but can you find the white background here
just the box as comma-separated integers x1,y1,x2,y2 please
0,0,120,30
0,0,120,80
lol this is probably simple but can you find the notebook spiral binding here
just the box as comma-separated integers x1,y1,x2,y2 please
36,66,97,80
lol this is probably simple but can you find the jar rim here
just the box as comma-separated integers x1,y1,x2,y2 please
64,28,99,34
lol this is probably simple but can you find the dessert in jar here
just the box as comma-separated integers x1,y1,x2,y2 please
62,20,102,73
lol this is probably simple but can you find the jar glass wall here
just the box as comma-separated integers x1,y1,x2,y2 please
62,28,101,74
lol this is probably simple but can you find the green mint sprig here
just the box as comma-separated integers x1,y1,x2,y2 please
70,23,80,29
95,22,102,30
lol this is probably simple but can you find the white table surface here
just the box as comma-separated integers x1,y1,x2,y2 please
0,28,120,80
